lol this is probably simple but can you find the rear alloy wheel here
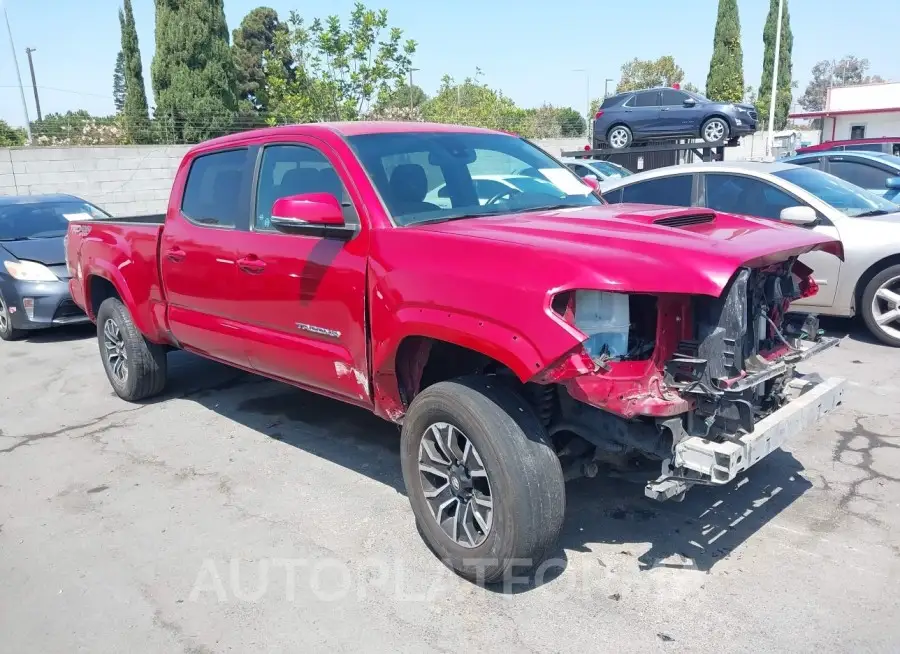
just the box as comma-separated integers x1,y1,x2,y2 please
607,125,633,149
0,294,24,341
96,297,168,401
702,117,730,143
401,376,565,584
862,264,900,347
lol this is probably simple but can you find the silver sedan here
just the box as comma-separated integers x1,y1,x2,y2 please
599,161,900,346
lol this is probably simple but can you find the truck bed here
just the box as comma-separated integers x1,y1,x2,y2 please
66,219,169,342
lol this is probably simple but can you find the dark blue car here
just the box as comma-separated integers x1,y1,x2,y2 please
593,87,759,149
0,194,108,341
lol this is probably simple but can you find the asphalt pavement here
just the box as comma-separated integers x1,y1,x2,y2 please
1,318,898,653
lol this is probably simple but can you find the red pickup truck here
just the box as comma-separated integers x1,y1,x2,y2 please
66,122,846,583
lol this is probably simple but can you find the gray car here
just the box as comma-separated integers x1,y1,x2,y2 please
593,87,758,149
782,151,900,202
599,161,900,346
0,194,108,341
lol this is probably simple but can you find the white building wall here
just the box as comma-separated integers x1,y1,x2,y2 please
831,112,900,140
828,82,900,111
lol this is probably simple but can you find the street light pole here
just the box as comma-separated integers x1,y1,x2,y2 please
766,0,785,159
25,47,41,122
408,67,420,115
2,2,32,143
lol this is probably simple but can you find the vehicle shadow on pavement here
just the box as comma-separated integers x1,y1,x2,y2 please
817,315,882,347
560,450,812,574
21,323,95,343
161,351,813,592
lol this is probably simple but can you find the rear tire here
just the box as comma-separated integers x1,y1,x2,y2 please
96,297,168,401
400,376,565,584
607,125,633,149
0,294,24,341
861,264,900,347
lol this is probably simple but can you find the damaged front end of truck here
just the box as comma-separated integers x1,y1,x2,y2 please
528,255,846,501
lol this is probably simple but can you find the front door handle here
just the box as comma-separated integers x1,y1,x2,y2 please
166,247,186,263
237,256,266,274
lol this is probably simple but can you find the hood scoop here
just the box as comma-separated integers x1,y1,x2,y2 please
654,212,716,228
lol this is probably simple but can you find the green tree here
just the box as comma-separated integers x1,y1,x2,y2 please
683,82,701,94
758,0,793,130
119,0,151,142
113,51,126,114
232,7,292,113
380,82,427,111
616,56,684,93
152,0,238,142
520,105,562,139
556,106,586,136
799,56,884,114
421,75,525,132
31,111,124,146
0,119,27,147
706,0,744,102
266,3,416,123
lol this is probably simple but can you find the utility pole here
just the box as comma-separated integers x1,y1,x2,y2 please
766,0,785,159
2,2,32,143
408,67,420,115
25,47,41,121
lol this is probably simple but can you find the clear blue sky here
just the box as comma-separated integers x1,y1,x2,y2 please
1,0,898,127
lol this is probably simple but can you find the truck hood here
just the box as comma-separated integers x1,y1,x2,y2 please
418,204,842,297
0,236,65,266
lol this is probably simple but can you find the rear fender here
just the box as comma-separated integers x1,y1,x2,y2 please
84,264,162,340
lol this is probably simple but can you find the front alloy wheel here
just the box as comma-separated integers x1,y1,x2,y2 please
702,117,729,143
418,422,493,548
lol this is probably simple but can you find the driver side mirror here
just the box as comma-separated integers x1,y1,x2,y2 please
885,176,900,190
683,97,697,107
780,205,818,226
270,193,355,239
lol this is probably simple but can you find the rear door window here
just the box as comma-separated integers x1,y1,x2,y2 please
181,149,252,227
634,91,660,108
621,175,693,206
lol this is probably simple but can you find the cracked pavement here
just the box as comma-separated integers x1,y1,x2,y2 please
1,320,899,653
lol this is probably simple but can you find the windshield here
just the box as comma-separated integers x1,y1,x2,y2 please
591,161,632,178
0,200,109,241
774,167,900,217
347,132,602,226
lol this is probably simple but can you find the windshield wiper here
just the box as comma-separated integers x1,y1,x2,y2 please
0,236,28,242
508,203,581,214
411,210,511,226
854,209,891,217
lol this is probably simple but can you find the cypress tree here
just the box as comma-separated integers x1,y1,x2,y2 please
152,0,238,142
113,51,126,114
758,0,793,129
119,0,150,141
706,0,744,103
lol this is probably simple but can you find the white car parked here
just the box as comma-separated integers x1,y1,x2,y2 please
599,161,900,346
424,174,567,208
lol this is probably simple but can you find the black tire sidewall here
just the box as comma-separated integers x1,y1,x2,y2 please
0,293,22,341
861,264,900,347
96,298,140,397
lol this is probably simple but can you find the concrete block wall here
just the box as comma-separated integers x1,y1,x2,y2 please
0,145,191,216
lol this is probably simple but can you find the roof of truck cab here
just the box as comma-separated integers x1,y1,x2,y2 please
192,122,504,152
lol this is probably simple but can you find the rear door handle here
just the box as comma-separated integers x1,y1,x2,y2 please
166,247,186,263
237,256,266,274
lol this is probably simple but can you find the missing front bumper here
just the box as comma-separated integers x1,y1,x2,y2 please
645,374,846,501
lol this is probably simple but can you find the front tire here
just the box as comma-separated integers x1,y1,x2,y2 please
401,376,565,584
702,117,730,143
0,294,24,341
861,264,900,347
607,125,633,149
96,297,168,400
